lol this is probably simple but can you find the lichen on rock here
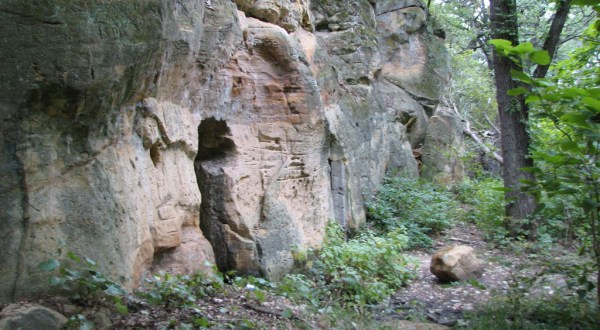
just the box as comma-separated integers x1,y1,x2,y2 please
0,0,455,302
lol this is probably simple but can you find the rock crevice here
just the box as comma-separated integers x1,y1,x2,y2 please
0,0,459,302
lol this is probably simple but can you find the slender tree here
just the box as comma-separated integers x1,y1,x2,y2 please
489,0,572,234
490,0,536,232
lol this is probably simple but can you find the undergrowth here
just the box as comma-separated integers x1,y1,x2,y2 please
463,261,600,330
278,221,417,308
366,176,462,248
455,176,508,241
39,174,598,329
38,220,418,329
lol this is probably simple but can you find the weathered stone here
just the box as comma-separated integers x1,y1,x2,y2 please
83,308,112,330
0,0,451,301
430,245,484,282
150,227,215,276
234,0,313,32
422,107,464,185
0,303,67,330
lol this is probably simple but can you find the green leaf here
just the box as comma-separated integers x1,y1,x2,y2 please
582,97,600,111
529,50,551,65
39,259,60,271
508,87,529,96
193,316,209,327
526,94,541,104
561,87,588,98
533,203,546,215
49,276,64,286
561,112,590,126
84,257,97,267
510,69,532,83
115,300,129,314
541,93,562,102
560,141,579,151
489,39,513,49
534,78,555,87
583,198,599,213
513,42,535,54
572,0,600,6
105,284,125,297
67,251,81,262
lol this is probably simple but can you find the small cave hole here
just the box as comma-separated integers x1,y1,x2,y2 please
150,143,161,167
315,20,330,32
195,118,235,161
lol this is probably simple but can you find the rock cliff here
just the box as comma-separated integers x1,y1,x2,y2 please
0,0,451,302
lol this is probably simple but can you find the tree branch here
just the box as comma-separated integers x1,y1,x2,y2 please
533,0,572,78
464,120,504,165
448,103,503,164
484,111,501,135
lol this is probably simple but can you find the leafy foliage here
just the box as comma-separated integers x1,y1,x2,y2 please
366,176,462,248
275,221,417,308
314,222,417,305
491,10,600,302
456,176,508,240
137,271,220,308
38,249,128,314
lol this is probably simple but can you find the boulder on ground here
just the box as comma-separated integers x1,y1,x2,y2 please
0,303,67,330
430,245,484,282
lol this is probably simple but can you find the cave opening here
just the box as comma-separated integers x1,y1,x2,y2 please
194,118,236,272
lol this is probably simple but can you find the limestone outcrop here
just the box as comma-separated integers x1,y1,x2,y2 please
0,0,451,302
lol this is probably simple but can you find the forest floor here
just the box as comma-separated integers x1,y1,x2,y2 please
384,222,529,327
3,222,585,329
379,221,587,328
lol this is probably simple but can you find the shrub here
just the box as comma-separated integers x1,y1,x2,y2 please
455,176,507,239
366,176,461,248
280,222,417,307
38,250,128,314
137,271,219,308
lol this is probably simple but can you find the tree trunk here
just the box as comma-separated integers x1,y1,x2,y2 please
490,0,537,234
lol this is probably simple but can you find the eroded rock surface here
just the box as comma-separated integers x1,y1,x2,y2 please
0,303,67,330
430,245,485,282
422,107,464,185
0,0,451,301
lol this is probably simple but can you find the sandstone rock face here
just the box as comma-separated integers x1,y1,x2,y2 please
422,107,464,185
0,0,449,301
430,245,484,282
0,303,67,330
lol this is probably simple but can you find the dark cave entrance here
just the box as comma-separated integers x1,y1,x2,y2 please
194,118,236,271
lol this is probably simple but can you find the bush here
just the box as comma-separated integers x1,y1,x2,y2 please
455,176,507,239
137,271,220,308
366,176,461,248
38,250,128,314
279,222,417,307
